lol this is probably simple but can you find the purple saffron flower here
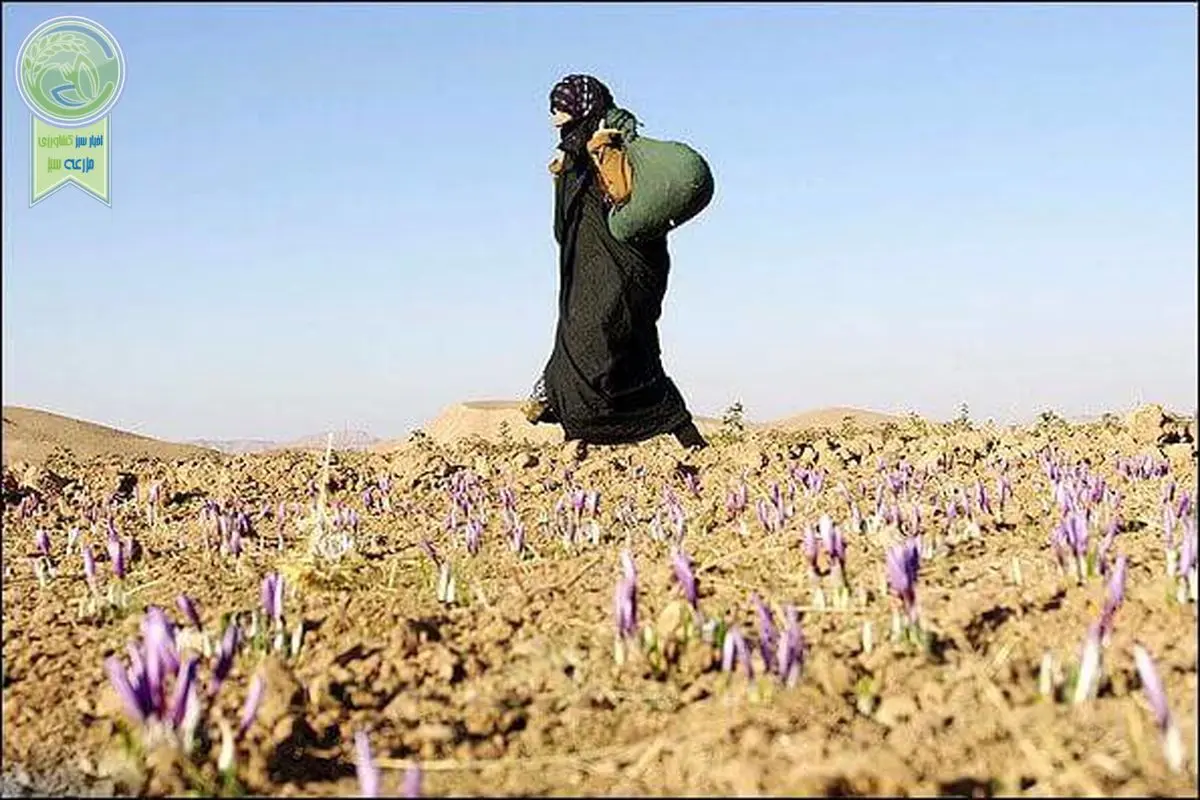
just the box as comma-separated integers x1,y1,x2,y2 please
510,521,525,554
402,765,423,798
670,547,697,609
105,656,149,724
419,539,441,568
34,529,50,558
584,490,601,517
614,574,638,639
775,605,807,686
755,498,771,532
141,607,180,708
261,573,279,621
802,525,820,574
721,626,753,678
1063,510,1090,559
354,730,380,798
1177,493,1193,523
82,544,97,588
108,536,126,580
237,672,266,739
465,518,483,555
1098,554,1127,642
1179,520,1196,578
167,655,199,728
177,595,202,630
619,549,637,583
885,538,921,620
1130,644,1186,773
1163,503,1176,548
211,624,240,695
752,593,778,669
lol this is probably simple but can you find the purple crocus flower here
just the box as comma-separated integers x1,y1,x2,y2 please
1132,645,1181,771
465,518,483,555
974,482,992,517
510,521,525,554
419,539,441,568
584,490,601,517
108,536,126,580
802,525,820,574
752,593,778,669
775,605,807,687
1178,518,1196,578
402,765,423,798
211,624,240,696
261,573,284,624
670,547,698,609
1063,509,1090,560
1163,503,1176,549
614,550,638,638
141,607,180,708
614,577,637,639
167,655,199,728
105,656,149,724
726,482,748,519
34,529,50,558
354,730,380,798
755,499,771,532
721,626,753,679
237,672,266,739
177,595,202,630
619,549,637,583
1098,554,1127,642
82,544,97,588
885,538,921,621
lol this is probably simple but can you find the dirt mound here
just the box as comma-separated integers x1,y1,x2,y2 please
763,406,905,432
1,406,213,467
412,401,566,447
376,401,728,450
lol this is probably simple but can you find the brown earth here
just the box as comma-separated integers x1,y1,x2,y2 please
2,406,214,468
1,403,1197,797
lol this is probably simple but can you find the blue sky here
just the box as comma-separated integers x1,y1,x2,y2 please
3,2,1196,442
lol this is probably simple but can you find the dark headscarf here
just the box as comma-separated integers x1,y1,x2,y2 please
550,74,614,159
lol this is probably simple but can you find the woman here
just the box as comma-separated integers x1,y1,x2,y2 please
523,74,707,453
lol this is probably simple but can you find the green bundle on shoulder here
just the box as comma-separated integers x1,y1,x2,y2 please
603,108,715,244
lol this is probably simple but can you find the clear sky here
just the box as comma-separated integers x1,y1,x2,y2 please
3,2,1196,442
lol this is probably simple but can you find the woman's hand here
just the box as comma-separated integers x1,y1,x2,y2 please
586,127,623,154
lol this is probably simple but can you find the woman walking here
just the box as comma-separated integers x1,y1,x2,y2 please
524,74,708,454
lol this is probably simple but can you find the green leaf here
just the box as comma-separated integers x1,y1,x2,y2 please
75,55,99,103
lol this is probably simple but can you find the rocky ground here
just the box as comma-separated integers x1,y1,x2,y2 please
2,405,1196,797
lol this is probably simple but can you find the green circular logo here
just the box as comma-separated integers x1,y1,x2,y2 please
16,16,126,128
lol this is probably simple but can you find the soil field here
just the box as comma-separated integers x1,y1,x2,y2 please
2,405,1197,797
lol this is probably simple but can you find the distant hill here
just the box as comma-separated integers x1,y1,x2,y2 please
187,438,278,455
2,406,214,466
274,430,379,452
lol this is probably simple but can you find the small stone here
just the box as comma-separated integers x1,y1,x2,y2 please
875,695,919,728
415,722,457,745
1126,403,1168,445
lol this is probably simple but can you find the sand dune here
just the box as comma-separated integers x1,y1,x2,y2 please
1,406,214,466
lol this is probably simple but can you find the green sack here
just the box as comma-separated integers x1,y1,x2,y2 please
603,109,714,244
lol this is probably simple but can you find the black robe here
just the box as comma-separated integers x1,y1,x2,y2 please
539,153,695,445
